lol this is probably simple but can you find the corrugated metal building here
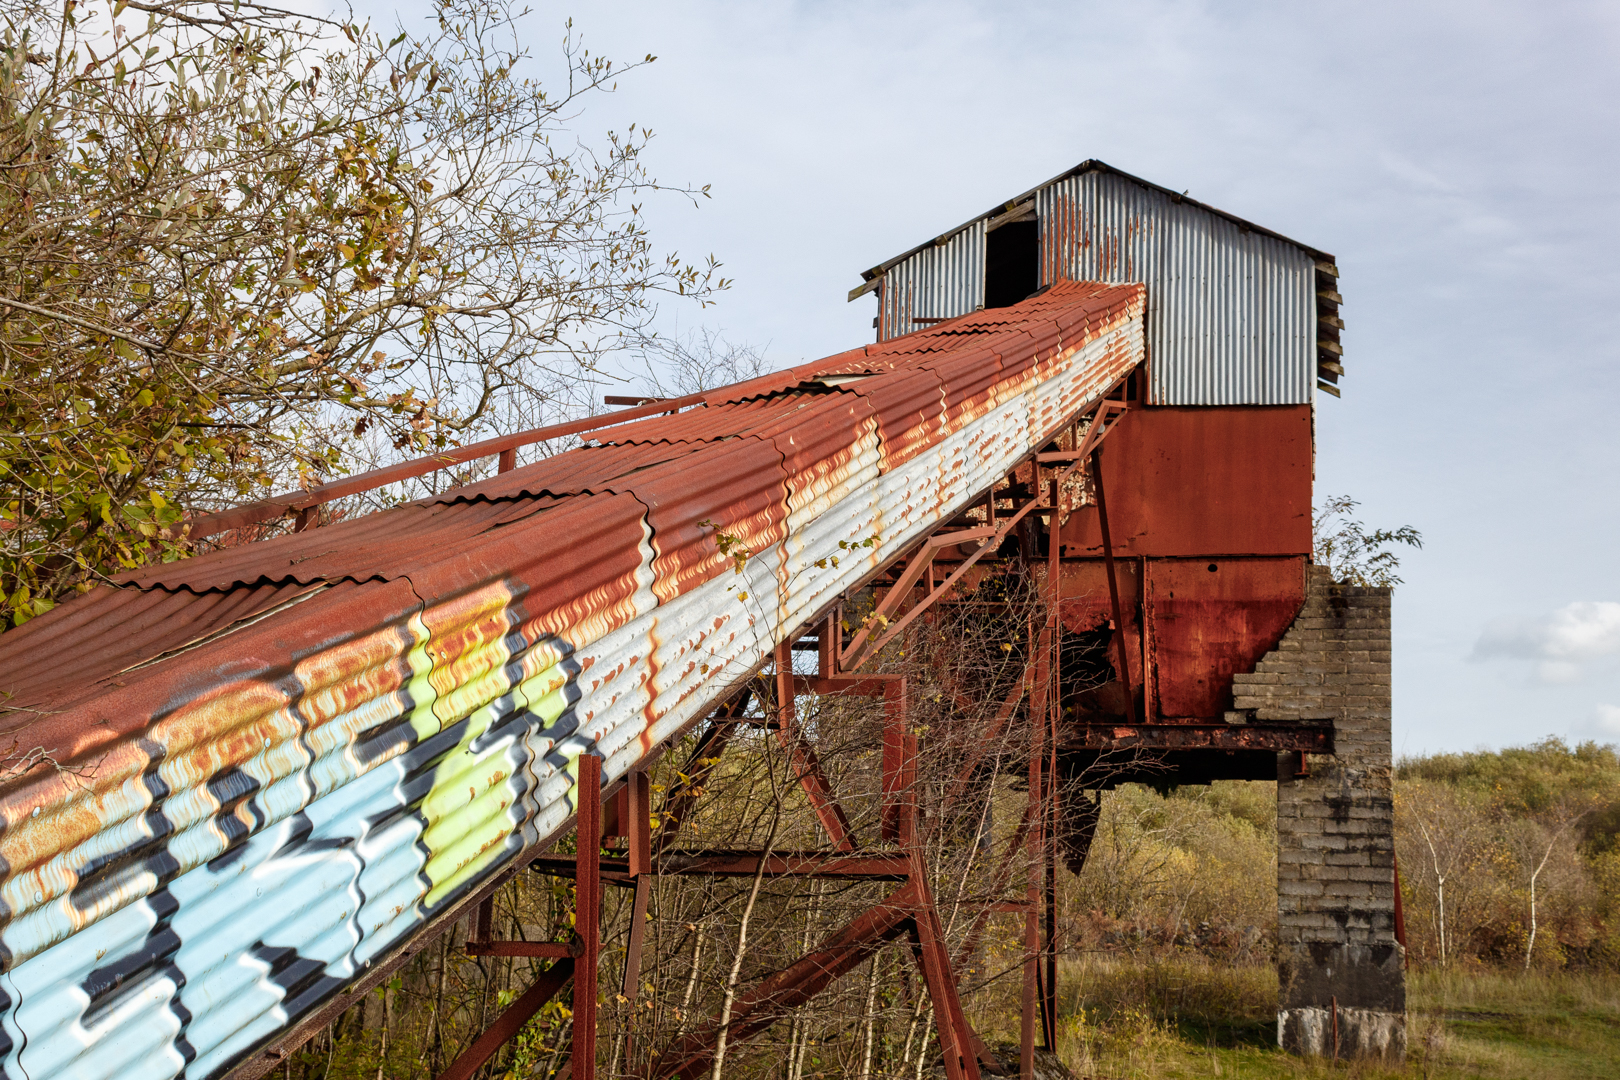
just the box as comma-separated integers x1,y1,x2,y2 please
849,160,1343,405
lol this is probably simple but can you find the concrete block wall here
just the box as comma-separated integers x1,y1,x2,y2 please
1231,566,1406,1060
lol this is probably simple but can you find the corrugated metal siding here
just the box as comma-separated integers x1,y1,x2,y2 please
1038,171,1316,405
0,283,1146,1080
876,170,1317,405
880,221,985,338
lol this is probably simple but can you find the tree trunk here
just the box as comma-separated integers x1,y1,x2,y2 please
1436,875,1446,968
678,927,705,1031
711,805,783,1080
859,952,882,1080
1525,869,1539,971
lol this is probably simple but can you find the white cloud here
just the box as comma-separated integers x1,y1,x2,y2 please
1473,601,1620,683
1596,705,1620,738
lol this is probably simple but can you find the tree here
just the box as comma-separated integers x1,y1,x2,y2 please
1505,795,1595,970
0,0,723,625
1312,495,1422,587
1396,779,1492,967
630,327,769,398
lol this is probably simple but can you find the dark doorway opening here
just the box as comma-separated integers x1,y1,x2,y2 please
984,219,1040,308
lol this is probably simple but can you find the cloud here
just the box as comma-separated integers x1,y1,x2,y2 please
1596,705,1620,738
1473,602,1620,683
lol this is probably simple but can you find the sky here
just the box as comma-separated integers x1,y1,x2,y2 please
370,0,1620,755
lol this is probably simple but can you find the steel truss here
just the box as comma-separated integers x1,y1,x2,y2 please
424,369,1314,1080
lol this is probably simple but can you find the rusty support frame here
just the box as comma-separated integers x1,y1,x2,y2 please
775,641,858,850
574,756,602,1080
638,660,984,1080
881,677,917,845
1091,445,1138,725
1042,472,1061,1052
533,849,913,882
457,381,1143,1080
435,959,577,1080
840,527,995,668
1022,605,1045,1080
907,861,981,1080
1062,721,1333,751
844,396,1133,674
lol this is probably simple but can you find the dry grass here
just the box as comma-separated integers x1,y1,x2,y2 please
966,958,1620,1079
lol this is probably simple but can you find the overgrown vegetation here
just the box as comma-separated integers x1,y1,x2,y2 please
1397,739,1620,972
1313,495,1423,588
0,0,721,624
995,961,1620,1079
959,739,1620,1079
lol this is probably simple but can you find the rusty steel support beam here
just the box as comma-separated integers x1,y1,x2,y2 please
848,514,1035,670
881,678,917,845
621,874,651,1070
1091,445,1138,725
623,394,1147,1080
574,755,602,1080
775,640,857,851
434,958,577,1080
907,856,982,1080
846,390,1133,675
663,849,910,879
619,766,654,1067
1022,608,1046,1080
532,849,913,883
1062,721,1334,752
840,528,993,668
648,884,921,1080
1043,472,1061,1052
654,693,747,856
624,769,652,877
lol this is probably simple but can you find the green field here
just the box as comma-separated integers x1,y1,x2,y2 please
968,960,1620,1079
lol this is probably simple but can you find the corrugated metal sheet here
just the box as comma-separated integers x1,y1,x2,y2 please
865,161,1327,406
879,220,986,338
0,280,1145,1080
1038,170,1316,405
0,580,327,713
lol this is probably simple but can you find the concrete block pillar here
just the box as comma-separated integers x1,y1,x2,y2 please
1231,566,1405,1061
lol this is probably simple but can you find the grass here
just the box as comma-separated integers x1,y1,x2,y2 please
966,959,1620,1079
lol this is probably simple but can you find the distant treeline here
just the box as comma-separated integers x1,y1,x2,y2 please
1059,738,1620,973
